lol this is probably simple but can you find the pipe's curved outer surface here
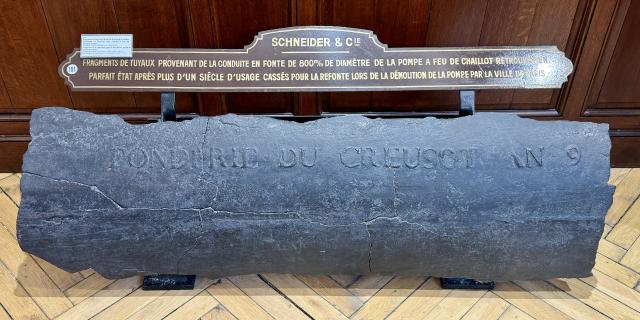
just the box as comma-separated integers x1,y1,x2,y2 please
18,107,614,280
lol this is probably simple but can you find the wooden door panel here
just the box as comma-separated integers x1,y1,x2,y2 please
563,0,640,165
41,0,137,112
0,0,71,111
475,0,538,108
414,0,488,111
317,0,582,114
588,0,640,110
318,0,431,113
566,0,640,124
0,73,10,108
509,0,580,110
113,0,197,114
209,0,294,114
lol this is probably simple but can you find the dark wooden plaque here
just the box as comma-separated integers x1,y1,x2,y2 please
58,26,573,92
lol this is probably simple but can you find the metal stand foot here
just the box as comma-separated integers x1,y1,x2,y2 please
143,92,195,291
440,278,495,290
142,274,196,290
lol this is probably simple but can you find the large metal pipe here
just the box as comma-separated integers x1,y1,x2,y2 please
18,107,613,280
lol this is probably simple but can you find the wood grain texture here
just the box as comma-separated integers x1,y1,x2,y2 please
594,0,640,105
41,0,137,111
113,0,197,113
210,0,294,115
0,0,71,108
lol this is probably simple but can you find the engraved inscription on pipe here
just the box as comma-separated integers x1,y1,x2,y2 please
106,145,582,170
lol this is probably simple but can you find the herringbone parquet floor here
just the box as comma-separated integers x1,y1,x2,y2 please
1,169,639,319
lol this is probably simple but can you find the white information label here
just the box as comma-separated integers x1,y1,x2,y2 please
80,34,133,58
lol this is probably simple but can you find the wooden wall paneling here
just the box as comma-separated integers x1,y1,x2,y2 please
188,0,225,115
317,0,431,113
0,113,29,173
113,0,198,114
0,0,71,111
561,0,640,166
210,0,294,114
582,0,630,116
296,0,317,25
0,113,30,172
368,0,430,113
563,0,618,120
414,0,489,110
563,0,614,118
510,0,580,111
611,136,640,167
0,115,29,137
41,0,137,113
318,0,378,113
0,140,28,172
175,0,195,50
425,0,488,46
294,0,319,115
589,0,640,110
577,0,640,167
319,0,582,114
0,73,11,107
475,0,538,109
563,0,640,125
0,0,73,172
535,0,591,117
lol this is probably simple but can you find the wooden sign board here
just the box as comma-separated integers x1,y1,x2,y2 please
58,26,573,92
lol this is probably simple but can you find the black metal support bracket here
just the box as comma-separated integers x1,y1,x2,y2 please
439,91,493,290
161,92,176,122
142,92,196,291
142,274,196,290
459,90,475,116
440,278,495,290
